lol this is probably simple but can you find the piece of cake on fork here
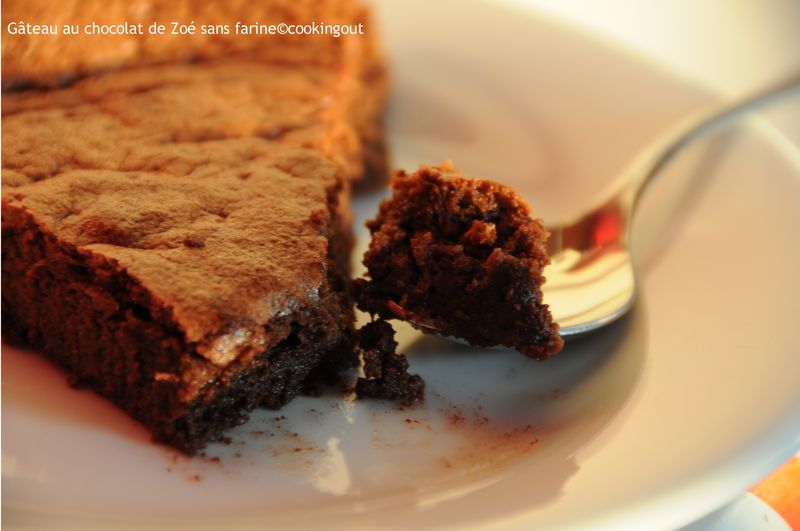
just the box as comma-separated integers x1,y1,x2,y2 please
355,163,563,360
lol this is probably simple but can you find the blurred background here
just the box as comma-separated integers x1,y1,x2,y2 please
511,0,800,147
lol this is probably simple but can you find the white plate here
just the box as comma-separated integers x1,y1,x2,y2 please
4,1,800,530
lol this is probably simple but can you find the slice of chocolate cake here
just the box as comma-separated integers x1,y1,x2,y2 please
3,146,351,454
2,0,386,454
355,163,564,359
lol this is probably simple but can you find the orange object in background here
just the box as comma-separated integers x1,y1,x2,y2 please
752,455,800,529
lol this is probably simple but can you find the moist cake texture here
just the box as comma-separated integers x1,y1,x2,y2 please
355,163,564,360
2,0,386,453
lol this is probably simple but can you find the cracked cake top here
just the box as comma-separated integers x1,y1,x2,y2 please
2,59,353,364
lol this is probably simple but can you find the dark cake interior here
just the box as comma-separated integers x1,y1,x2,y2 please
355,163,563,359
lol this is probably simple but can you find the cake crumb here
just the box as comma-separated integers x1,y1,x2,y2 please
354,320,424,406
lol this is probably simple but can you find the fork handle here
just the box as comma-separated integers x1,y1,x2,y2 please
622,70,800,210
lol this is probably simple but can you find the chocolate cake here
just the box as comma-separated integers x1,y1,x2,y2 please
2,0,388,183
355,163,564,359
2,0,386,453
